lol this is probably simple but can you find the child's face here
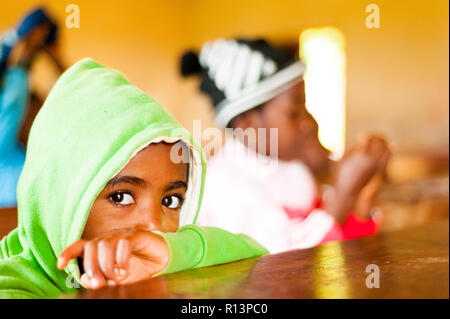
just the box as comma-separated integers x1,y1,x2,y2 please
246,81,329,170
83,142,188,240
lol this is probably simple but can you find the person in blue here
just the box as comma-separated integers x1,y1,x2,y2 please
0,7,60,207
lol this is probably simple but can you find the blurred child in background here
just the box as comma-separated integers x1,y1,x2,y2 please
180,38,391,253
0,7,62,208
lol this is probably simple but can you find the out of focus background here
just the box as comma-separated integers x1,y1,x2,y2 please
1,0,449,230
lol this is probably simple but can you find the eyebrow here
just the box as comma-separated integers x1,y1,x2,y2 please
106,176,187,191
107,175,146,187
165,181,187,192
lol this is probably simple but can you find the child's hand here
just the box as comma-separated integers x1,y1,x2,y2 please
337,134,390,195
326,134,391,223
57,229,169,290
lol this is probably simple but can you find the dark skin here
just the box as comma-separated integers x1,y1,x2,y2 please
231,81,391,224
58,143,188,289
9,20,65,73
231,81,330,171
10,22,50,69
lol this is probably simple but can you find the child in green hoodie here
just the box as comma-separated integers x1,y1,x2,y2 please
0,58,268,299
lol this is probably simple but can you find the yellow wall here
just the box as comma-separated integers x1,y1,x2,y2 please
2,0,449,153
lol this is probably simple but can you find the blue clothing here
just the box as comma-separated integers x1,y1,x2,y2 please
0,67,28,207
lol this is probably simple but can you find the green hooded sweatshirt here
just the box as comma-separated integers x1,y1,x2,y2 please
0,58,268,299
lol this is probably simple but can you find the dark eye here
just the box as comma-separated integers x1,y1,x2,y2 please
162,195,183,209
108,192,134,206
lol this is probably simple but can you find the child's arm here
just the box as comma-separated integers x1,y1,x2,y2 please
325,134,390,224
155,225,268,276
57,226,268,290
0,67,29,145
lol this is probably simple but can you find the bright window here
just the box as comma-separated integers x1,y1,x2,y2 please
300,27,346,160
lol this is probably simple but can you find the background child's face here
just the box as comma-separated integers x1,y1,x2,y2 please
83,142,188,240
236,81,330,170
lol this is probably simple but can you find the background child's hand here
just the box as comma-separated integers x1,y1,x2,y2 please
336,134,390,195
326,133,391,223
57,229,169,290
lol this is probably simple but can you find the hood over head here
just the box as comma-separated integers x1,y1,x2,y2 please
0,58,206,295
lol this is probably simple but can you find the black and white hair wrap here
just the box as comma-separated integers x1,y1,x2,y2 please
180,38,305,127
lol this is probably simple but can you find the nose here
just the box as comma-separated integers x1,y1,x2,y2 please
136,203,165,232
297,115,317,135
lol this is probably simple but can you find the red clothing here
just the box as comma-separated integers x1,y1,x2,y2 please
283,200,379,244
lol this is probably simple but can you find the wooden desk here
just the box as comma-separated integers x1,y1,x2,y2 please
0,207,17,239
72,218,449,299
2,195,448,299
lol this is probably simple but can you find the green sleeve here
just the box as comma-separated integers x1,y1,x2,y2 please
155,225,269,276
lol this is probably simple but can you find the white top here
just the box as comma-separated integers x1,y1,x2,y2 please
197,139,337,253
